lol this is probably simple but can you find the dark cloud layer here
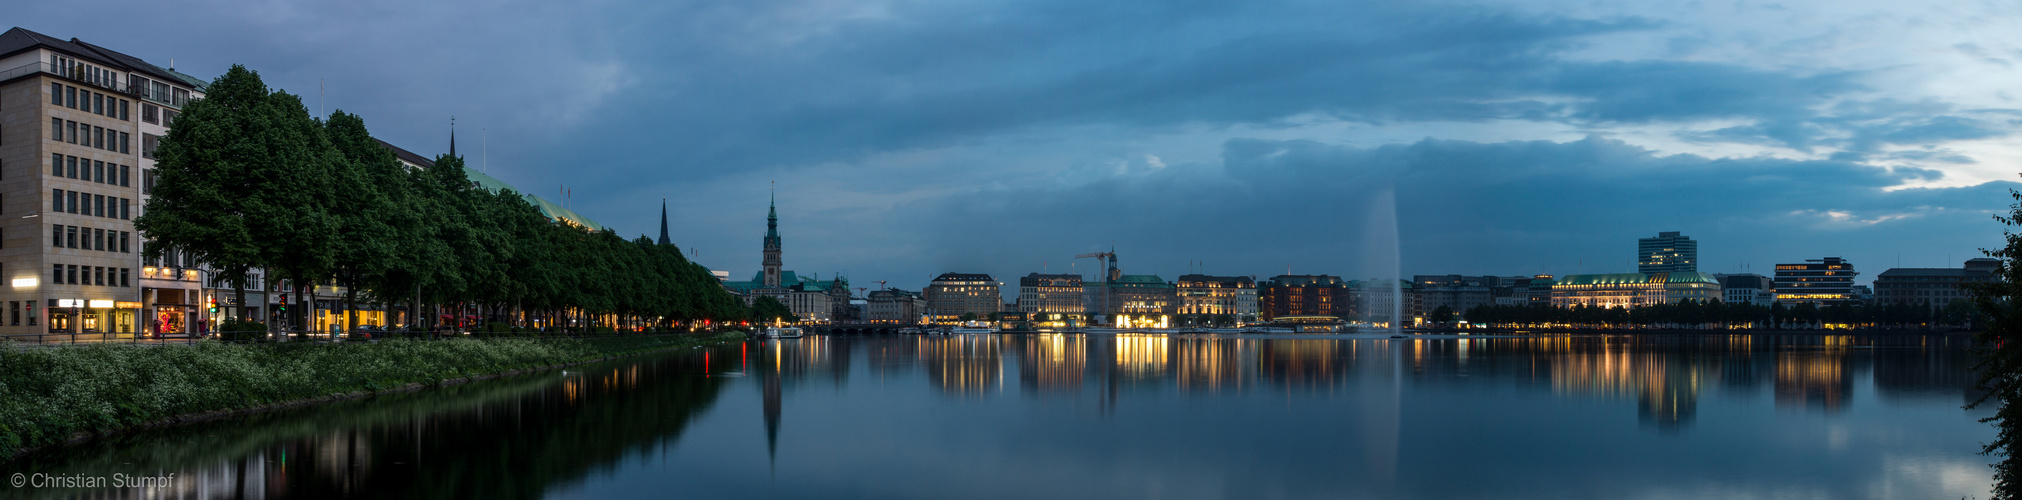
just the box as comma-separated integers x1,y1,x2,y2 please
15,1,2019,290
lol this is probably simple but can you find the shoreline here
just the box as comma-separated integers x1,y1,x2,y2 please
2,332,745,463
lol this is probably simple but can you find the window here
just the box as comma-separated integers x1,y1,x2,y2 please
66,121,76,143
50,190,60,213
51,118,60,142
65,86,75,108
11,301,18,326
119,100,128,121
94,161,104,184
51,153,60,176
162,109,177,125
67,265,76,285
121,268,129,287
120,165,129,187
121,198,129,220
65,191,76,214
95,229,104,251
119,132,129,154
93,93,103,115
120,231,129,252
51,265,60,286
66,156,76,179
95,267,103,286
65,226,75,248
95,195,104,217
93,126,103,149
142,103,158,124
142,133,159,159
143,168,156,195
50,83,60,105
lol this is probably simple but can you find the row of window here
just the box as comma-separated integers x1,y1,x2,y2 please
52,225,131,253
51,82,131,121
50,118,131,154
51,154,133,187
52,189,132,220
51,264,130,288
9,301,34,327
52,55,118,91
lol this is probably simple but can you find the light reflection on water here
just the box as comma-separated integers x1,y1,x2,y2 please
7,333,1992,500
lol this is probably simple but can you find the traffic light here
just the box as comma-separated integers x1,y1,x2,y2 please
277,295,287,313
207,297,218,314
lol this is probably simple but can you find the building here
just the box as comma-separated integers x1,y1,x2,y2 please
1414,275,1494,316
0,27,197,337
1259,275,1350,321
1638,231,1698,274
721,194,847,322
1175,274,1256,321
1714,273,1774,306
864,288,926,324
1345,279,1415,325
925,273,1000,323
1017,273,1084,315
1077,252,1176,327
1773,257,1858,306
1872,258,1996,313
1550,272,1723,309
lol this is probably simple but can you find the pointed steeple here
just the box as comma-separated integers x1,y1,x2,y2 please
762,182,783,287
658,197,671,245
448,117,456,157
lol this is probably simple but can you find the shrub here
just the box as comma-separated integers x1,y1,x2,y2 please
216,320,269,342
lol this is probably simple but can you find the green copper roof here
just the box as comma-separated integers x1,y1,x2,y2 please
463,167,604,231
1555,272,1720,286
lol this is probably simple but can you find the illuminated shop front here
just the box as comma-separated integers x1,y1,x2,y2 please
46,299,138,336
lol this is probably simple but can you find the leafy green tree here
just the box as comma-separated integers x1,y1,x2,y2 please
751,296,796,325
1970,182,2022,499
321,110,402,332
1430,305,1455,325
960,312,980,322
137,65,296,322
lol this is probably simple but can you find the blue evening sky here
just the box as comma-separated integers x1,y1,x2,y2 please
23,1,2022,290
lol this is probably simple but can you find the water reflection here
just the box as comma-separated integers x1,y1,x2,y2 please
9,333,1988,499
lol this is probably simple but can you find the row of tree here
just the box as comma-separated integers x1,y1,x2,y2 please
137,65,753,332
1450,299,1983,330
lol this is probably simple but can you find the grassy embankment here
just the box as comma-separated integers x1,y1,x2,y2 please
0,332,744,461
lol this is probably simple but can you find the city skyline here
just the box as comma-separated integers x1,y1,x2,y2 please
12,1,2017,292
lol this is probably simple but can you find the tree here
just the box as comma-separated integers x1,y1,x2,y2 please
1970,181,2022,499
137,65,305,323
321,110,403,332
960,312,980,322
751,297,796,325
1430,305,1455,325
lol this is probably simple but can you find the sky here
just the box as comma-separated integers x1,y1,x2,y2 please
21,0,2022,292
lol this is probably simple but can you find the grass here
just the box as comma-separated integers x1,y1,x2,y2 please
0,332,744,460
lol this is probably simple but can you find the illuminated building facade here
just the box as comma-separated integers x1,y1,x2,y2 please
1017,273,1084,315
1085,274,1176,327
926,273,1000,323
1638,231,1698,274
1873,258,1995,313
1259,275,1349,321
1550,272,1723,309
723,195,848,322
1715,273,1774,306
1772,257,1858,306
1175,274,1256,319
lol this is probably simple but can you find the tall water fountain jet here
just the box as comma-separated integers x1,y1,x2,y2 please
1363,185,1402,334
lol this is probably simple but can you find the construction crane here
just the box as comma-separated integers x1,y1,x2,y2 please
1075,249,1121,282
877,280,887,290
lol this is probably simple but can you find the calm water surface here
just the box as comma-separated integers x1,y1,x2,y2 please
4,333,1994,499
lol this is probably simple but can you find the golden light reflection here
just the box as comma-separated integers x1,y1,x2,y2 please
1115,334,1169,380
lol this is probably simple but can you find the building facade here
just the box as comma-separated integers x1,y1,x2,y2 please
1175,274,1256,320
1773,257,1858,306
1259,275,1350,321
0,28,184,337
1638,231,1698,274
1714,273,1774,306
1414,275,1493,317
1550,272,1723,309
1872,258,1996,312
925,273,1000,323
1017,273,1084,316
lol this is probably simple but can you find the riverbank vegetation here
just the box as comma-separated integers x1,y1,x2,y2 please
0,333,741,460
136,65,751,333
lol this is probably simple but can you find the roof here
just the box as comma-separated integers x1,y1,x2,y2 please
0,27,196,91
1114,274,1167,284
1556,271,1720,286
933,273,994,281
1876,268,1993,278
1176,274,1254,285
726,271,843,294
372,138,604,231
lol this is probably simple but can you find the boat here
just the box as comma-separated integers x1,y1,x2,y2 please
762,326,804,339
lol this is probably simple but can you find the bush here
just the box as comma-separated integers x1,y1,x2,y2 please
216,320,269,342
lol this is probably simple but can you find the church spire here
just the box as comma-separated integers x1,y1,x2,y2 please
762,183,783,287
658,197,670,245
448,117,456,157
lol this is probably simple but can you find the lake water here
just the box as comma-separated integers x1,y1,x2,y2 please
5,333,1995,499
